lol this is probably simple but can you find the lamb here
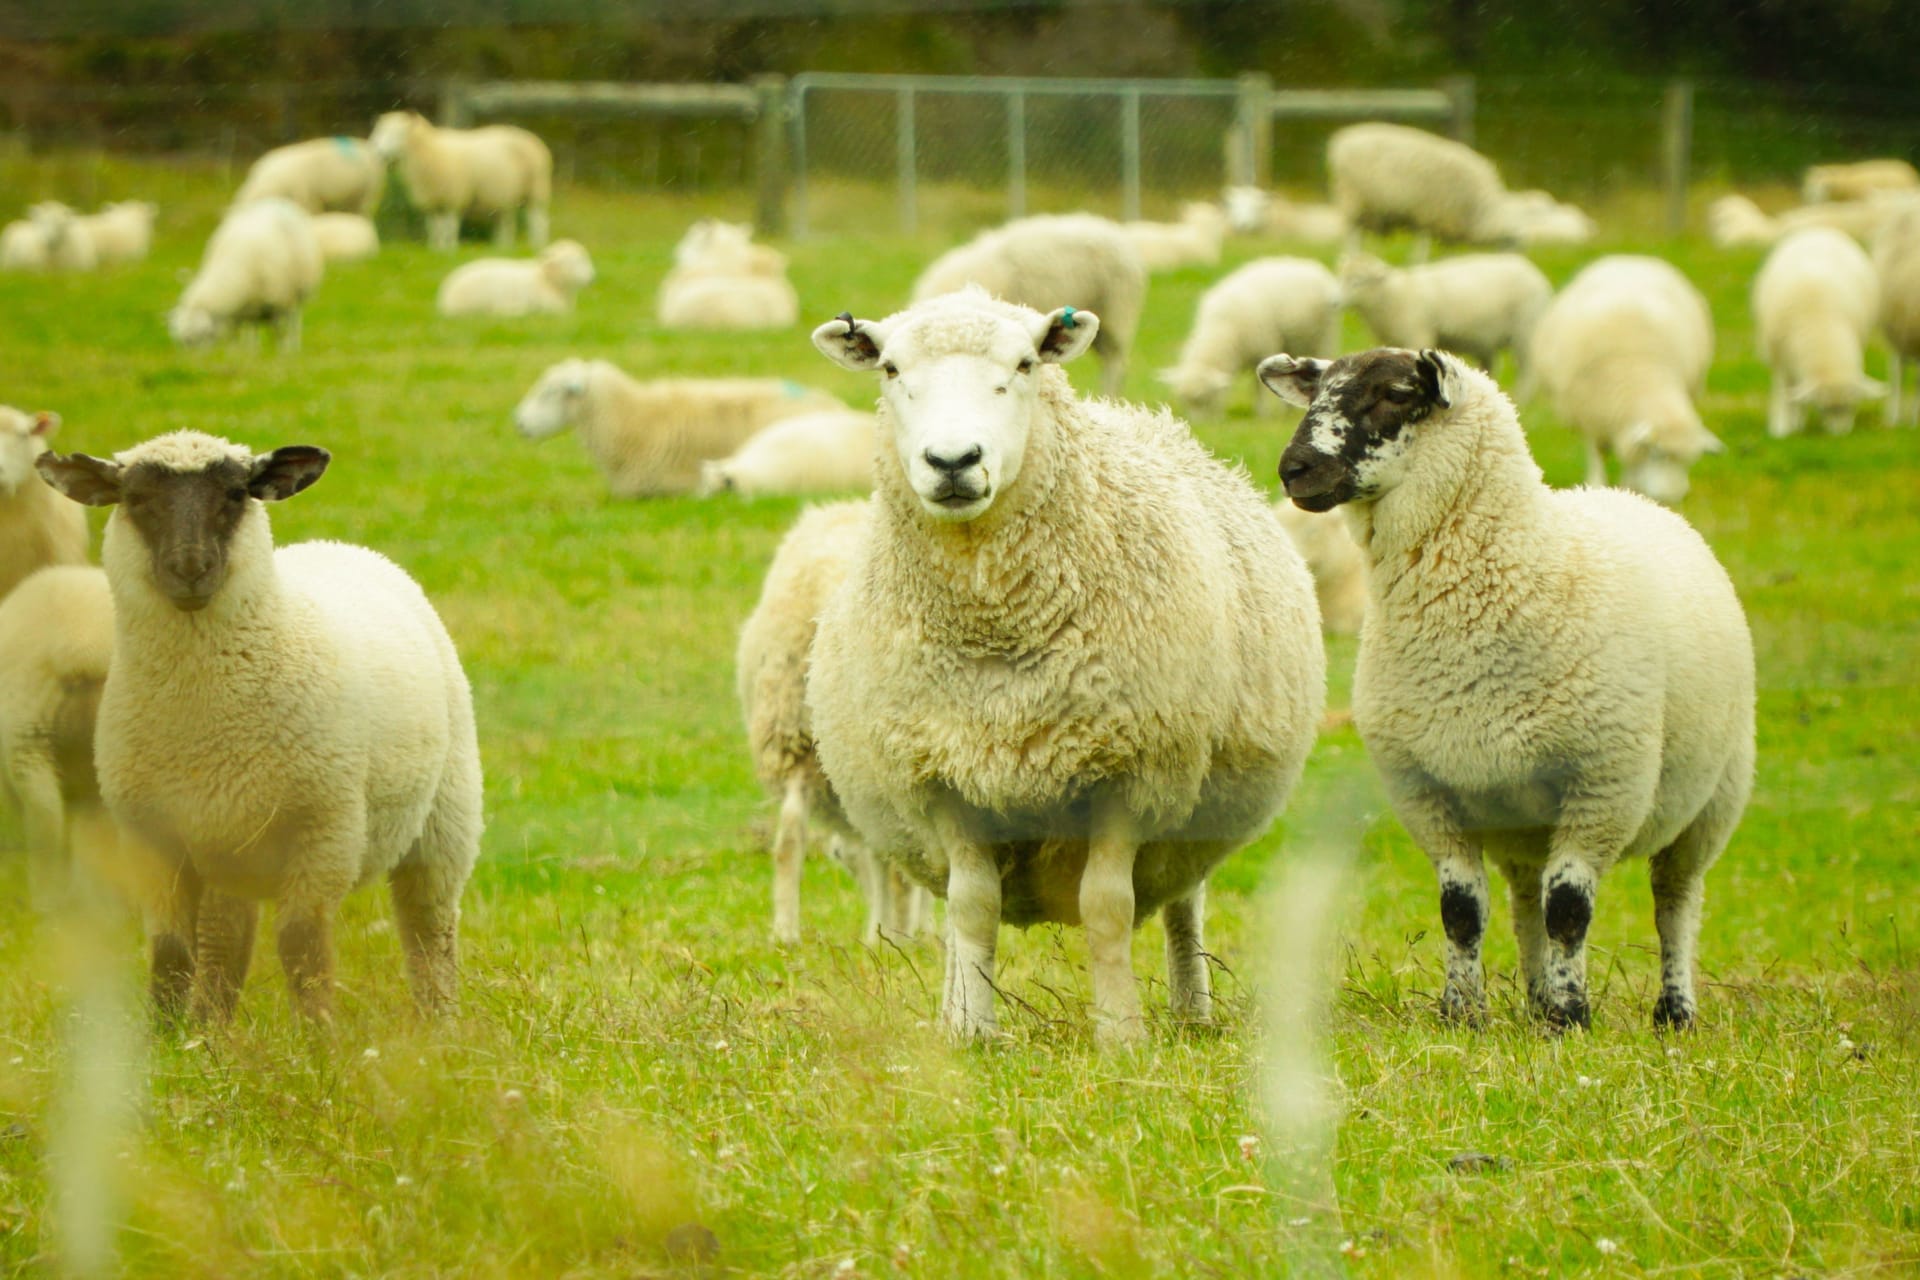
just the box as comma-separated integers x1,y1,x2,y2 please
370,111,552,251
911,213,1148,396
1875,199,1920,427
513,360,847,498
1326,123,1514,257
1261,346,1754,1031
1122,202,1227,272
1158,257,1342,418
437,240,595,317
1752,227,1884,437
0,407,90,602
1525,255,1721,503
0,202,97,273
697,409,877,498
1803,159,1920,204
1339,250,1552,383
672,219,788,277
234,137,385,217
168,197,324,353
1271,502,1366,636
309,212,380,262
656,270,799,331
37,432,483,1024
77,201,157,266
807,289,1325,1046
737,500,924,944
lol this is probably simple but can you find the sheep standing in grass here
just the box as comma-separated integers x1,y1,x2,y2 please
808,290,1325,1046
1752,227,1884,437
169,198,324,353
697,410,877,498
1526,255,1721,503
1123,203,1227,272
1159,257,1342,418
38,432,483,1023
78,201,157,266
1340,251,1551,384
912,214,1147,396
0,408,89,602
370,111,552,251
310,213,379,262
1874,200,1920,427
513,360,846,498
1262,347,1754,1030
235,137,385,216
1327,123,1514,257
438,240,595,317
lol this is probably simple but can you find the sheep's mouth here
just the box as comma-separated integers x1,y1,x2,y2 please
1289,488,1348,514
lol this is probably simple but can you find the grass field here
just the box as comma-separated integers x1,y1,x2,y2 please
1,155,1916,1278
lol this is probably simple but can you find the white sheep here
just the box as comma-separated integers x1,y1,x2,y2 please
77,201,157,266
0,407,90,602
672,219,787,277
737,500,924,944
912,213,1148,396
1327,123,1514,257
657,271,799,331
513,360,847,498
807,289,1325,1046
168,197,324,353
1526,255,1721,503
1122,202,1227,272
235,136,385,216
1752,227,1884,437
697,409,876,498
0,202,96,273
1500,189,1596,245
309,212,379,262
1339,250,1552,383
1271,501,1366,636
1711,191,1920,248
1803,159,1920,204
1707,194,1781,248
370,111,552,251
1261,346,1754,1031
1220,187,1349,243
1875,199,1920,427
1159,256,1342,418
37,432,483,1023
437,239,595,317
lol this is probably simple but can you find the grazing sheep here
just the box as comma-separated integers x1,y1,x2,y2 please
1262,347,1754,1031
1272,502,1366,636
738,501,924,944
235,137,385,217
0,202,96,273
697,409,876,498
0,407,90,602
437,239,595,317
807,289,1325,1046
1500,189,1596,245
37,432,484,1024
912,214,1148,396
1123,203,1227,272
1327,123,1514,257
1339,250,1551,382
1707,194,1780,248
1803,159,1920,204
1526,255,1721,503
77,201,157,266
309,212,380,262
513,360,846,498
370,111,552,251
168,198,324,353
1221,187,1349,243
1712,191,1920,248
1876,200,1920,427
1752,227,1884,437
1159,257,1342,418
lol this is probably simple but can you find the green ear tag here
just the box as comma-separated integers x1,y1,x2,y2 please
1061,306,1078,330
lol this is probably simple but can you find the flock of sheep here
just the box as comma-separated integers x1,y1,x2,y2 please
0,110,1908,1047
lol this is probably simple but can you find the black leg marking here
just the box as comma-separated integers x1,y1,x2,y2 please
1651,991,1695,1032
1440,882,1484,949
1544,880,1592,948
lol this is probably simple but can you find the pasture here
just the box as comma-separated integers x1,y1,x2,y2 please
1,154,1916,1278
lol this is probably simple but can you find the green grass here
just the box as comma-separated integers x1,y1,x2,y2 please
1,155,1917,1278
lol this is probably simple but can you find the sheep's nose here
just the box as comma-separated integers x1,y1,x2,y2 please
1279,446,1319,488
924,444,984,473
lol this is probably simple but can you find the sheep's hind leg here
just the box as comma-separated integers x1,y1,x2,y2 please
771,776,807,946
1538,855,1600,1031
1163,884,1212,1027
527,206,550,250
13,751,72,913
1082,796,1145,1048
1500,856,1551,1018
492,210,515,250
1766,369,1794,438
429,212,459,252
188,890,258,1024
390,856,463,1019
936,804,1001,1042
1649,766,1744,1031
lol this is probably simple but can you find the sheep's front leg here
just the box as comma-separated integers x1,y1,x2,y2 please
935,804,1001,1042
1583,436,1610,489
1083,796,1145,1048
1890,350,1908,427
1163,884,1212,1026
146,869,201,1024
492,210,516,250
278,838,356,1024
1390,781,1488,1024
428,212,459,252
1766,369,1795,438
275,307,303,355
526,206,551,251
13,753,71,913
188,890,259,1024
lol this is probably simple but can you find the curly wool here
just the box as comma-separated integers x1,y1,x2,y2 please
1163,257,1342,414
1328,123,1512,244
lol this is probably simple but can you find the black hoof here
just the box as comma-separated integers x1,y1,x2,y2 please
1651,992,1695,1031
1543,996,1591,1033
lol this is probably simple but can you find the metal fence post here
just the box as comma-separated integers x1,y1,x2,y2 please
1120,85,1141,221
789,81,809,240
438,79,471,127
1008,89,1027,220
1234,72,1272,188
1444,75,1476,145
1662,79,1694,237
751,74,788,237
897,85,917,235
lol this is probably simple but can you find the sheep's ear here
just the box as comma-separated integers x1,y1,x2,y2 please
29,411,60,439
248,446,331,501
813,313,888,371
1414,349,1462,410
1691,425,1726,456
1034,306,1099,363
1257,354,1329,407
35,452,122,506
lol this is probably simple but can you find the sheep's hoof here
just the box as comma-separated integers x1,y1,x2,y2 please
1541,996,1591,1034
1651,992,1695,1032
1093,1016,1148,1052
1438,989,1488,1029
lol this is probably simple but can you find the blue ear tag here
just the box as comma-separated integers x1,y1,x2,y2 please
1060,306,1078,330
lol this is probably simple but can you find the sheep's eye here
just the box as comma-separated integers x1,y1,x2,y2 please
1017,358,1035,374
882,362,899,379
1381,385,1416,405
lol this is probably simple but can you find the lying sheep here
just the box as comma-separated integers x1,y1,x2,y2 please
1339,250,1551,383
1501,189,1596,245
0,203,97,273
235,137,385,217
1159,257,1342,418
1262,347,1754,1030
697,409,876,498
0,407,90,602
1753,227,1883,437
78,201,157,266
1271,501,1366,636
808,289,1324,1046
437,240,595,317
738,501,923,944
1707,194,1781,248
1876,200,1920,427
514,360,846,498
1527,255,1721,503
912,213,1148,396
1123,202,1227,272
1804,159,1920,204
673,219,787,277
657,271,799,331
371,111,552,251
1327,123,1513,257
309,212,379,262
169,198,324,353
1220,187,1349,243
38,432,484,1023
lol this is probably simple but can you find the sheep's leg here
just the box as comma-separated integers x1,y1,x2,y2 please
1500,857,1551,1017
147,868,201,1024
1392,784,1488,1024
883,866,923,938
276,307,302,355
1408,231,1432,264
12,752,72,913
1537,854,1600,1031
527,206,550,251
390,855,464,1019
1099,351,1127,399
1890,350,1908,427
1766,369,1794,438
1163,884,1212,1026
1649,761,1744,1031
1582,436,1609,489
187,890,258,1024
771,776,807,946
936,804,1001,1042
492,210,515,250
842,839,889,946
277,844,356,1024
1082,796,1145,1048
429,212,459,252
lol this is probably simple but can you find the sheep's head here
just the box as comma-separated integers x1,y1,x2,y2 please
1789,375,1886,439
813,290,1097,524
1157,364,1235,418
1261,347,1466,512
514,359,593,439
38,432,328,612
1336,251,1392,298
540,240,596,293
1615,411,1725,505
166,305,222,348
0,407,60,496
369,111,422,162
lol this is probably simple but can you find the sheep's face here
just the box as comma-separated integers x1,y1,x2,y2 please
1222,186,1270,235
1261,347,1462,512
38,441,329,612
0,409,58,496
166,306,223,348
813,294,1098,523
1792,377,1885,438
1158,365,1234,417
369,112,419,162
514,360,591,439
1616,414,1725,505
542,241,596,293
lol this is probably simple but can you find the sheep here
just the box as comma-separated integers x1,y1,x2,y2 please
657,271,799,331
0,407,90,603
36,431,484,1024
1326,123,1514,258
1875,199,1920,427
1122,202,1227,272
738,500,924,944
1158,257,1342,418
1710,191,1920,248
513,360,847,498
0,202,97,273
1271,502,1366,636
697,410,877,498
1500,190,1597,245
807,289,1325,1047
1261,346,1754,1031
77,201,157,266
309,212,379,262
168,197,324,353
1707,194,1781,248
234,137,385,217
672,219,788,277
437,240,595,317
1525,255,1721,503
1803,159,1920,204
370,110,552,251
911,213,1148,397
1752,227,1884,437
1338,250,1552,383
1220,187,1349,243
